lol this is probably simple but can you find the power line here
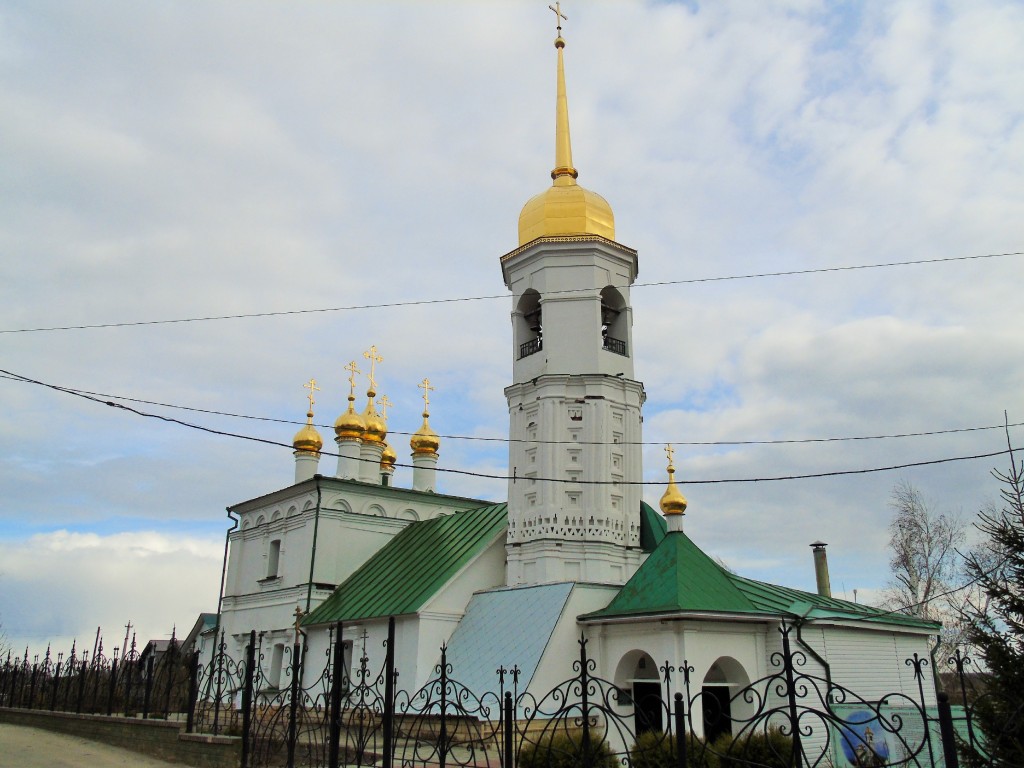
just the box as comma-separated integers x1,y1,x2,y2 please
2,368,1015,487
2,369,1020,448
2,250,1019,334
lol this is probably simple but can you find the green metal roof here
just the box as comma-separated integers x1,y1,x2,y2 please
303,503,507,625
584,530,940,631
587,529,756,618
639,501,667,553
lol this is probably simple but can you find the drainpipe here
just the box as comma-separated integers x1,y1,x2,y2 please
213,508,239,665
305,475,323,614
810,541,832,598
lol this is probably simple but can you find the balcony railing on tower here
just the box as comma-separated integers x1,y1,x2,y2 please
603,335,627,356
519,337,543,359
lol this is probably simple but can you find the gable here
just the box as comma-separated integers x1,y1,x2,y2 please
303,503,508,625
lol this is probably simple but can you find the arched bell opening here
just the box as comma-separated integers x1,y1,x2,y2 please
515,289,543,359
701,656,751,744
599,286,628,357
614,650,663,736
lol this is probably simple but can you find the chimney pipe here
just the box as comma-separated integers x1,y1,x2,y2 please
810,541,832,598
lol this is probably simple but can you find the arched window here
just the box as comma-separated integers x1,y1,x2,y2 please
600,286,628,356
701,656,751,742
515,290,543,359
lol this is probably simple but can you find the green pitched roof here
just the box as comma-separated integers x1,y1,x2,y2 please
584,529,939,631
588,529,755,618
639,501,667,553
304,503,507,625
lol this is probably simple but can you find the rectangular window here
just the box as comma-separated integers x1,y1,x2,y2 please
267,539,282,579
270,643,285,689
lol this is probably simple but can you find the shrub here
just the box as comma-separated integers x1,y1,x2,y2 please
711,726,794,768
518,729,618,768
630,729,713,768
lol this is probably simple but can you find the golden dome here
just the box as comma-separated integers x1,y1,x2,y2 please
410,412,440,455
362,397,386,443
517,29,614,246
659,447,688,517
293,411,323,454
334,397,365,440
518,181,614,245
381,440,397,468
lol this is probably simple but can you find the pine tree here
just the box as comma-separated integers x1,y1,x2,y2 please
960,434,1024,766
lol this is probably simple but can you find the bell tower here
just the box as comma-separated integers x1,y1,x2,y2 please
503,11,645,587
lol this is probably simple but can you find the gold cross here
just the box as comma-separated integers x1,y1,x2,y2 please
344,361,360,397
664,444,675,467
378,394,393,419
303,378,320,411
548,2,567,34
363,345,383,392
419,378,435,410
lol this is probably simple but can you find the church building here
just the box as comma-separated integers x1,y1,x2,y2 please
212,19,939,739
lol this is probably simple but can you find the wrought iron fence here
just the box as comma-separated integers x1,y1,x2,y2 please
2,620,1017,768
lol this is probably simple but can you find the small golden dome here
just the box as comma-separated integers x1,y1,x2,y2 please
660,448,688,517
381,440,397,468
334,398,365,440
410,412,440,455
518,181,615,246
362,397,386,443
293,411,323,454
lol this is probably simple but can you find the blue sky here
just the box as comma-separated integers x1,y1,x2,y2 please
1,0,1022,655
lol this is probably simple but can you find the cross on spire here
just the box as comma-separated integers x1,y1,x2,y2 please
293,606,305,644
378,394,393,419
303,378,320,411
363,345,383,393
549,2,567,35
664,443,675,468
344,361,361,398
419,378,435,411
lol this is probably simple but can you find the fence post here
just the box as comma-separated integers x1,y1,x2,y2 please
76,658,88,714
382,616,396,768
143,655,155,719
28,663,39,709
937,691,960,768
286,640,302,768
106,656,118,716
212,630,225,735
328,622,344,768
240,631,256,768
439,644,449,768
580,637,590,768
780,625,805,766
674,692,686,768
123,658,135,717
49,659,62,712
503,691,514,768
186,651,200,734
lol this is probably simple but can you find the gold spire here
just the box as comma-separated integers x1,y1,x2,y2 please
381,440,397,469
517,5,615,246
334,361,366,439
659,444,688,517
361,346,387,443
292,379,323,453
410,378,440,455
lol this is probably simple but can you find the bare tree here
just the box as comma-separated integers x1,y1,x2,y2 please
883,480,965,619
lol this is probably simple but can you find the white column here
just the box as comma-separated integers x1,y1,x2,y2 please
359,442,385,484
294,451,319,484
335,437,361,480
412,452,438,493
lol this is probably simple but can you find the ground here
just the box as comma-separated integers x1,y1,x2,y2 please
0,724,196,768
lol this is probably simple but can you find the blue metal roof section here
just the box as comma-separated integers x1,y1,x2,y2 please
443,582,574,703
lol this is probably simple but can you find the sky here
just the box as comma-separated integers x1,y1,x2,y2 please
1,0,1022,658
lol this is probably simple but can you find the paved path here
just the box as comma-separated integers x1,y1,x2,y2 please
0,723,196,768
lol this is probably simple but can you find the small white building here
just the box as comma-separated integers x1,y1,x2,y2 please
212,23,939,742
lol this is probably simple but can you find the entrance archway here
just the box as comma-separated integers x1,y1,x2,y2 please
701,656,750,743
614,650,663,735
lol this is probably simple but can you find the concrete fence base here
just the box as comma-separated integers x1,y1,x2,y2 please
0,707,241,768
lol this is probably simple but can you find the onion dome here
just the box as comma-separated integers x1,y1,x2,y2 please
410,411,440,455
362,396,386,443
334,396,365,440
659,446,688,517
293,411,323,454
517,33,614,246
381,440,397,469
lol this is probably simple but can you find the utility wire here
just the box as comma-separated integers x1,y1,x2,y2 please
2,250,1019,334
2,369,1015,486
1,370,1019,448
